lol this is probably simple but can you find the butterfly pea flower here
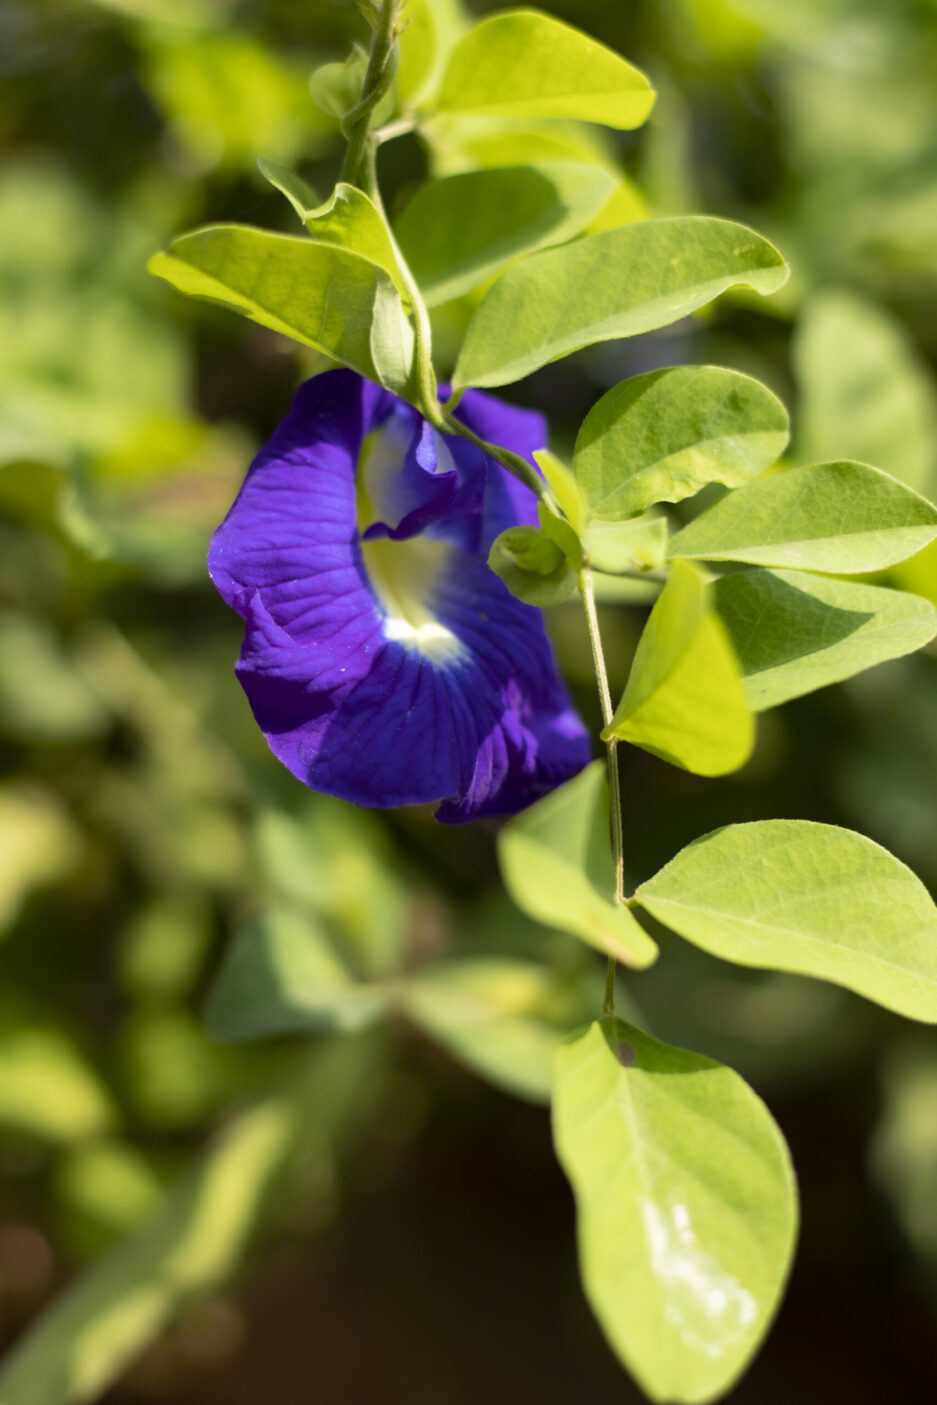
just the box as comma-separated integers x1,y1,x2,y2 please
208,370,590,822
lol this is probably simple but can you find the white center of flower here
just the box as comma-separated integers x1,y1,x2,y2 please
357,425,466,662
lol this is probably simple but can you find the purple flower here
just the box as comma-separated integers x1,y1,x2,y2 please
208,370,590,822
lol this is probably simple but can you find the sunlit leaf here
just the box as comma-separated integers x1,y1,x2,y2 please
437,10,655,128
488,525,577,605
581,517,668,574
574,366,789,520
635,821,937,1021
553,1018,797,1404
454,217,788,389
714,567,937,710
395,162,616,305
498,762,659,968
148,225,414,394
670,461,937,573
604,560,754,776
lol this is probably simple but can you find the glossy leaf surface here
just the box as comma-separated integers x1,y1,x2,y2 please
437,11,655,129
454,217,788,389
574,366,789,520
148,226,414,394
670,461,937,573
395,162,616,305
714,567,937,710
498,762,658,968
604,560,754,776
205,908,389,1041
636,821,937,1021
553,1018,797,1404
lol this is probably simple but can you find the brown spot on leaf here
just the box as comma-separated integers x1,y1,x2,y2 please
617,1040,637,1067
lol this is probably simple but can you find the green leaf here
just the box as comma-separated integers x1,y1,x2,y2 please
553,1018,797,1404
257,157,319,223
488,525,577,606
454,217,788,390
396,0,437,102
0,1028,113,1144
436,10,655,129
581,516,668,574
0,1101,293,1405
635,821,937,1022
401,958,563,1103
794,289,937,496
498,761,658,968
714,567,937,710
304,183,407,296
395,162,616,306
669,461,937,573
574,366,790,520
147,225,414,394
204,907,389,1042
533,448,588,533
604,560,754,776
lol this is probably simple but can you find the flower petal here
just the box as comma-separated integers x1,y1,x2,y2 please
209,370,589,820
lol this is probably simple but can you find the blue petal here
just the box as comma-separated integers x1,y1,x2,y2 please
209,370,589,821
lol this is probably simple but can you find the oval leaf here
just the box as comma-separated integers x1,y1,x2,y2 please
635,820,937,1021
574,366,790,520
553,1018,797,1404
395,162,616,306
454,217,788,390
669,461,937,573
714,567,937,710
604,560,754,776
498,761,659,968
148,225,415,395
436,11,655,129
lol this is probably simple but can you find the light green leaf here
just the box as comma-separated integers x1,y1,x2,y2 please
581,516,668,574
794,289,937,496
498,761,658,968
454,217,788,390
396,0,437,102
0,1101,293,1405
714,567,937,710
574,366,790,520
302,183,406,296
257,157,319,223
553,1018,797,1404
147,225,414,394
604,560,754,776
204,907,389,1042
436,10,655,129
488,525,577,606
395,162,616,306
635,821,937,1022
401,958,563,1103
533,448,587,534
669,461,937,573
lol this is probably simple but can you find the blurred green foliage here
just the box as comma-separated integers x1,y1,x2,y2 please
2,0,937,1399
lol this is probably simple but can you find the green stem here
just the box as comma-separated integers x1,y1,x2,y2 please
340,0,399,187
580,567,626,1017
360,144,440,421
441,414,553,505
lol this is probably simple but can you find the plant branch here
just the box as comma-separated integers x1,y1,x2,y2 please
579,566,626,1016
340,0,400,187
